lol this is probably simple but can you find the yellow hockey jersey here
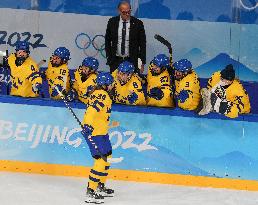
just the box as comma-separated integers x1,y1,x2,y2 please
46,61,70,100
8,53,42,97
114,73,146,105
207,71,251,118
175,71,200,110
83,89,112,136
73,68,97,104
146,64,174,107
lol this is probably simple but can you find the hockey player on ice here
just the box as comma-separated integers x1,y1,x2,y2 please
173,59,201,110
81,72,115,204
146,53,174,107
198,64,251,118
8,41,43,98
113,61,146,105
45,47,71,100
72,57,98,104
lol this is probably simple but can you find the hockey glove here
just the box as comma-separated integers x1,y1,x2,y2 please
149,87,164,100
52,84,63,97
128,92,138,104
32,83,42,95
177,90,189,103
83,85,94,97
211,92,231,114
81,124,94,139
65,89,78,102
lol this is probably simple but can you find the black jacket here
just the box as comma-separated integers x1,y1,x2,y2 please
105,16,146,67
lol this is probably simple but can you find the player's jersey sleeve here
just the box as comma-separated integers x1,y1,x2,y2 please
72,68,80,93
77,73,97,104
83,90,112,136
225,81,251,118
27,61,42,86
207,71,221,90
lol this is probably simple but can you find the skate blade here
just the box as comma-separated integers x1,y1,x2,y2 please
85,198,104,204
101,193,114,198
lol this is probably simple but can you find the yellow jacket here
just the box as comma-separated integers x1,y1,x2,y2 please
46,61,70,100
83,89,112,136
8,54,42,97
207,71,251,118
114,73,146,106
175,71,201,110
73,68,97,104
146,64,174,107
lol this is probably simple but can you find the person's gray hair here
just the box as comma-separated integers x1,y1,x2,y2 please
117,1,131,9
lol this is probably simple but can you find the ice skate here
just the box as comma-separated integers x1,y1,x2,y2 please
97,183,114,197
198,88,212,115
85,188,104,204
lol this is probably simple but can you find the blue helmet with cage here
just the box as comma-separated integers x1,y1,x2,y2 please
53,47,70,63
82,57,99,71
173,59,192,73
15,41,30,54
152,54,170,68
96,72,114,86
118,61,135,74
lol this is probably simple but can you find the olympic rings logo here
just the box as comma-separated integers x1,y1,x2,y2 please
75,33,106,58
240,0,258,10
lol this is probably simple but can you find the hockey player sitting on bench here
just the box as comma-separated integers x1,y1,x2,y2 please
45,47,71,100
173,59,201,111
8,41,43,98
198,64,251,118
113,61,146,106
71,57,98,104
146,54,174,108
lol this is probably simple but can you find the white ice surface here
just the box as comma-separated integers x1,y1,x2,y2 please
0,172,258,205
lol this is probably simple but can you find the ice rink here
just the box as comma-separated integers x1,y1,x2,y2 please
1,172,258,205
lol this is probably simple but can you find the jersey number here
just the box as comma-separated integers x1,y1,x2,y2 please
160,76,169,83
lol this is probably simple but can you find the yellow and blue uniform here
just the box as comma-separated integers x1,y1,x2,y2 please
83,89,113,190
207,71,251,118
45,61,70,100
146,63,174,107
8,53,42,97
113,72,146,105
83,89,112,137
175,71,201,110
73,68,97,104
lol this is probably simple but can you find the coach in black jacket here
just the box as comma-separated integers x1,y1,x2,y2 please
105,1,146,74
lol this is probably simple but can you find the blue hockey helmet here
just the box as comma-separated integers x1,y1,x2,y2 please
82,57,99,71
96,72,114,86
53,47,70,63
173,59,192,73
152,54,170,68
118,61,135,74
15,41,30,54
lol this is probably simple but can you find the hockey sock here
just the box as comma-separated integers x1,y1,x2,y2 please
88,158,108,191
99,155,111,184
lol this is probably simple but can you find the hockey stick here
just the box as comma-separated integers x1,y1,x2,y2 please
154,34,173,66
55,87,123,163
